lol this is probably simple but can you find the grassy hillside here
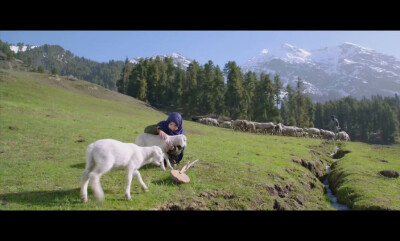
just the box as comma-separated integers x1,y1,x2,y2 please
1,69,399,210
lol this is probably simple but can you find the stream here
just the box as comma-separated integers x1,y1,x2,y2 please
323,146,351,210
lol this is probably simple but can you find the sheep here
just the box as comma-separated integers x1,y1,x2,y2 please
245,121,257,133
232,119,245,131
273,123,283,135
320,129,335,140
221,121,232,128
80,139,165,203
135,133,187,169
209,118,219,127
256,122,275,134
282,126,297,137
335,131,350,141
305,127,321,138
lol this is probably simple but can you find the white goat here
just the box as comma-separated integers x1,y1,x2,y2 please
80,139,165,203
135,133,187,169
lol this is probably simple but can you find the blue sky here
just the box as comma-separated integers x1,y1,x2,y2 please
1,31,400,68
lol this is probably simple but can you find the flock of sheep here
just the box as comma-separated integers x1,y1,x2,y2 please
197,117,351,142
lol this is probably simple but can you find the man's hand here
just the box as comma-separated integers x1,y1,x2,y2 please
166,141,174,150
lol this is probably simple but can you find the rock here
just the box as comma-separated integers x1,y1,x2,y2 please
379,170,399,178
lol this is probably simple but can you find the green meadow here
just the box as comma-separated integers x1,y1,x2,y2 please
1,69,399,210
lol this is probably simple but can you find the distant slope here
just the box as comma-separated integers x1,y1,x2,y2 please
13,44,124,90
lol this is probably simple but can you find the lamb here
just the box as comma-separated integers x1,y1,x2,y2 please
135,133,187,169
80,139,165,203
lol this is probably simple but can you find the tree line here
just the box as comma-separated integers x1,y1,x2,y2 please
116,56,399,144
314,95,399,144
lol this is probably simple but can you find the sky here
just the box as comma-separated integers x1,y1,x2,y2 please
1,31,400,68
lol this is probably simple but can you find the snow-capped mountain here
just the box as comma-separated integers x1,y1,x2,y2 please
9,44,38,53
130,52,192,70
242,42,400,102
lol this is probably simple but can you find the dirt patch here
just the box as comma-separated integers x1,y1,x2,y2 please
273,196,305,210
273,199,286,210
156,202,205,210
76,136,85,143
199,190,235,199
292,159,326,178
378,170,399,178
155,191,235,210
266,184,294,198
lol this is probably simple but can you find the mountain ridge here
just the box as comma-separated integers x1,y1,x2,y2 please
242,42,400,102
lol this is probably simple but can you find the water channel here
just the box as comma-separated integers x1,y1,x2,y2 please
323,146,351,210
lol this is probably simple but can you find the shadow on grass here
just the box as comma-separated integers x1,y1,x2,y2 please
0,188,82,207
71,163,166,170
70,163,86,169
151,176,180,186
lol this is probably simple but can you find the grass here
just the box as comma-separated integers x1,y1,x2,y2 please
329,142,400,210
1,69,399,210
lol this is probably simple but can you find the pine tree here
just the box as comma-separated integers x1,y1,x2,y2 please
38,65,45,73
273,74,283,109
200,61,216,115
213,66,226,116
52,67,59,75
253,73,270,122
224,61,245,119
174,65,185,108
183,61,200,116
243,71,257,120
314,103,324,129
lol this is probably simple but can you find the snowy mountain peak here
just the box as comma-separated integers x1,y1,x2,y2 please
244,43,313,67
342,42,373,51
